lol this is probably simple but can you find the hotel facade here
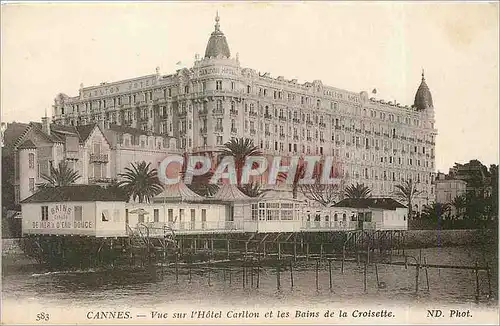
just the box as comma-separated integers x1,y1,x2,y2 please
49,14,437,212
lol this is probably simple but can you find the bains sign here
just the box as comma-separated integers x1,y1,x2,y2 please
30,204,93,230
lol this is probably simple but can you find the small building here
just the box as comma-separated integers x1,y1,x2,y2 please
434,172,467,204
20,185,128,237
333,198,408,230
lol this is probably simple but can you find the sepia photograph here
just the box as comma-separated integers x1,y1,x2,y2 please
1,1,499,325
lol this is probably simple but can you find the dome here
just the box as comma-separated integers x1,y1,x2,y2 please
204,12,231,59
414,71,433,111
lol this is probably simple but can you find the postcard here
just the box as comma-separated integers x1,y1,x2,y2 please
1,1,498,325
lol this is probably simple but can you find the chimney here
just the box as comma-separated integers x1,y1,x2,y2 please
42,110,50,135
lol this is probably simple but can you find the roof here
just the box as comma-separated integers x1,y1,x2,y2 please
3,122,30,151
204,13,231,59
20,185,128,204
107,124,158,137
75,124,97,143
212,184,251,201
333,198,407,210
414,72,433,111
18,139,37,149
153,182,204,203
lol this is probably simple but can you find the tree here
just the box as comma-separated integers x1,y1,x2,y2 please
220,137,262,185
393,179,422,220
450,195,467,220
344,182,371,199
300,182,345,207
180,153,219,197
118,161,163,203
40,161,81,187
277,160,306,199
238,182,269,198
421,202,451,221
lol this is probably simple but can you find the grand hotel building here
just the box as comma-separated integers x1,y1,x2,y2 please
50,14,437,211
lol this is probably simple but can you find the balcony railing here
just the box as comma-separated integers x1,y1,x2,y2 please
129,221,244,236
301,220,357,231
88,177,114,184
90,153,108,163
230,109,239,116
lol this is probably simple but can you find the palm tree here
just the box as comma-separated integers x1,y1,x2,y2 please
277,160,306,199
344,182,371,199
40,161,80,187
450,195,467,220
393,179,422,220
421,202,451,221
238,182,269,198
180,153,219,197
220,137,262,185
118,161,163,203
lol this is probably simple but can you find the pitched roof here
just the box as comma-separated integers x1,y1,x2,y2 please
3,122,30,151
153,182,204,203
212,184,251,201
333,198,406,210
20,185,128,203
75,124,97,142
18,139,37,149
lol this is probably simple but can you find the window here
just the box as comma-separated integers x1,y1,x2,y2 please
216,136,223,145
113,209,120,222
102,209,110,222
179,209,184,222
74,206,83,221
154,209,159,222
28,153,35,169
138,213,144,223
168,209,174,223
201,209,207,225
41,206,48,221
251,204,258,221
29,178,35,192
216,80,222,90
125,209,129,224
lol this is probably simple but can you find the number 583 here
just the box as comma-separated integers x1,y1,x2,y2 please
36,312,50,321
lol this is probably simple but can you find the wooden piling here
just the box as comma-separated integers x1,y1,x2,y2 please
363,261,367,293
175,253,179,284
424,257,430,291
486,262,492,298
256,259,260,289
227,239,230,259
306,243,310,261
328,260,332,291
415,262,420,293
475,261,480,301
251,263,254,288
278,242,281,260
189,262,192,283
341,248,345,274
290,260,294,289
229,266,232,285
276,261,281,290
208,264,211,287
242,265,246,289
320,243,324,260
315,259,319,291
375,263,379,287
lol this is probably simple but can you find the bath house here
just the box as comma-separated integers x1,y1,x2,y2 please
20,185,407,238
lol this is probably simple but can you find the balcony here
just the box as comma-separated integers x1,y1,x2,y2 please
301,220,357,231
249,111,258,117
231,128,238,134
306,137,312,141
319,122,326,128
198,108,208,116
215,126,224,132
264,113,272,119
200,127,207,134
90,153,108,163
335,125,341,130
230,109,239,116
292,118,301,123
250,129,256,135
355,128,362,133
280,133,286,139
265,131,271,136
130,221,244,236
306,120,313,126
293,135,299,141
279,116,287,122
88,177,114,184
212,109,224,115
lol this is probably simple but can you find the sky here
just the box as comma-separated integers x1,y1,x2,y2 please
1,1,498,172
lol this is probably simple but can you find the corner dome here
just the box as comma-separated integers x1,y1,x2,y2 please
414,71,433,111
204,13,231,59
